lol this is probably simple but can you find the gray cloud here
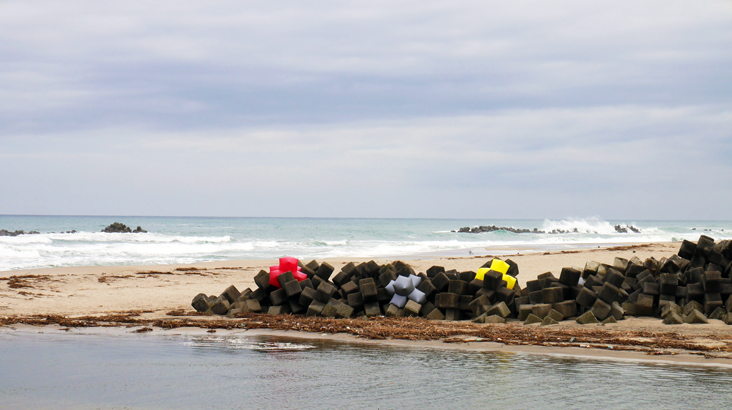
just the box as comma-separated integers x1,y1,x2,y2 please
0,1,731,218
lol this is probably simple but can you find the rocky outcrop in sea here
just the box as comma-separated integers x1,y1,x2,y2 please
453,224,641,234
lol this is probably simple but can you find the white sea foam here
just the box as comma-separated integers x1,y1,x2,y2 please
1,217,731,271
541,217,640,234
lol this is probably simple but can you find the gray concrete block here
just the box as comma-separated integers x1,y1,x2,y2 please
360,278,378,302
610,302,624,320
431,272,450,292
576,287,597,309
385,303,400,317
307,300,326,316
340,280,359,295
191,293,210,312
210,296,230,315
277,271,296,288
420,301,436,316
336,303,354,319
322,299,343,318
315,262,334,281
546,308,564,322
542,287,564,304
469,294,490,316
683,300,704,316
663,311,684,324
364,302,381,317
268,305,285,315
220,285,241,304
621,302,637,316
237,288,253,302
540,316,559,326
315,281,337,303
347,291,365,309
704,271,722,293
524,313,542,325
636,293,654,316
661,302,682,319
601,316,617,325
448,280,469,295
445,309,461,321
604,268,626,288
298,286,317,307
426,308,445,320
518,304,534,321
254,270,270,289
484,315,506,324
710,306,727,320
289,299,305,314
529,290,543,304
591,299,611,321
283,280,302,298
483,270,504,291
459,295,474,311
552,300,577,319
531,303,552,319
684,309,709,324
559,267,581,287
659,273,679,296
404,300,422,317
270,288,288,306
704,293,723,316
243,299,262,313
417,279,437,299
435,292,460,309
598,282,620,304
426,265,445,277
576,311,599,325
487,302,511,318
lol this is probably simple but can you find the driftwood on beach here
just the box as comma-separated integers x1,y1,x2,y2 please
193,235,732,328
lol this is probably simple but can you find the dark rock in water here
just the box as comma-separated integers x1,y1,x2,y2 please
457,224,641,234
102,222,132,233
0,229,30,237
457,225,535,234
614,224,641,233
133,226,147,233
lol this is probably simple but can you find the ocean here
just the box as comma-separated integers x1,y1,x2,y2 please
1,215,731,271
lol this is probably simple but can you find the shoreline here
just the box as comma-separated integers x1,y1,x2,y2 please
0,242,678,316
3,321,732,369
3,240,732,365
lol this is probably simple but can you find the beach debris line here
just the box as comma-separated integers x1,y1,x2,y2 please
101,222,147,233
453,224,641,234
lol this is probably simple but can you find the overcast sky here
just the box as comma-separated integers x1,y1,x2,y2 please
1,0,731,219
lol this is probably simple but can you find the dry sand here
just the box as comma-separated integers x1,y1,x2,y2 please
3,241,732,365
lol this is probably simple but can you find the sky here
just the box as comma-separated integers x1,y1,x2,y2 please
1,0,731,219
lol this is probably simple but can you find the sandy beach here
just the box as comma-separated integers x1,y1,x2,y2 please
0,242,678,316
4,241,732,365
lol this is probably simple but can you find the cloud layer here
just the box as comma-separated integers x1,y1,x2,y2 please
1,1,731,218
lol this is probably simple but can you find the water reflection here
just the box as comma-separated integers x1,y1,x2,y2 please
1,332,732,410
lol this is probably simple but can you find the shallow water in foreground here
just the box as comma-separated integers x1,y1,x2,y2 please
1,331,731,410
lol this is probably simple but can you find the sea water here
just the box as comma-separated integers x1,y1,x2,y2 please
1,331,731,410
1,215,731,271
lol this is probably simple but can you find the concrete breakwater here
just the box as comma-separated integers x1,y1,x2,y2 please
192,235,732,327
